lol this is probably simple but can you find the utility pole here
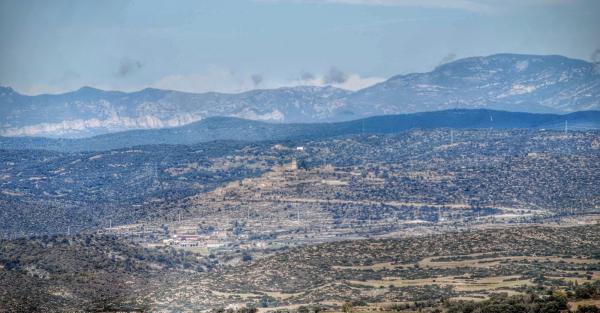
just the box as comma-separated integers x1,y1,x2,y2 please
450,129,454,145
564,120,568,135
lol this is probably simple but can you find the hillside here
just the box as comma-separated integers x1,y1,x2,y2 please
2,129,598,237
1,109,599,152
2,54,599,137
0,234,208,312
2,226,599,311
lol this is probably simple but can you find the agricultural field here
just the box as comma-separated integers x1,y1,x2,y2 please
2,224,600,312
143,224,600,311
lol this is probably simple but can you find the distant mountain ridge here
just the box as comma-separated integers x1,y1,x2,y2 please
345,54,600,117
1,109,598,152
0,85,350,138
2,53,599,137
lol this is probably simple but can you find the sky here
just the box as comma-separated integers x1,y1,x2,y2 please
1,0,599,95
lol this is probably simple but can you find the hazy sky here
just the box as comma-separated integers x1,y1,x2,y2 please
1,0,599,95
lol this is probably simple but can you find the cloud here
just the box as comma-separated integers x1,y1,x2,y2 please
592,49,600,62
18,65,386,95
300,71,316,81
17,84,77,96
323,67,349,84
291,68,385,91
152,66,384,94
116,57,143,78
592,49,600,73
438,53,457,66
334,74,385,90
251,74,264,87
16,70,83,95
152,66,255,93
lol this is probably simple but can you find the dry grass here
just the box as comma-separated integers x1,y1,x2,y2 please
348,275,534,291
419,255,599,269
568,299,600,310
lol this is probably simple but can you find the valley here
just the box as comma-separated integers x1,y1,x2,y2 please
3,2,600,311
1,120,599,312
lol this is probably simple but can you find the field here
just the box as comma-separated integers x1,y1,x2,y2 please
139,224,600,311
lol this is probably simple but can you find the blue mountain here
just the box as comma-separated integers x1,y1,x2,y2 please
1,54,599,138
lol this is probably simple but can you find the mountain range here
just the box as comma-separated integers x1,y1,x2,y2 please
1,53,599,138
1,109,598,152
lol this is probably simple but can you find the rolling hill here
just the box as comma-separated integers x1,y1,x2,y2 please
1,109,598,152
